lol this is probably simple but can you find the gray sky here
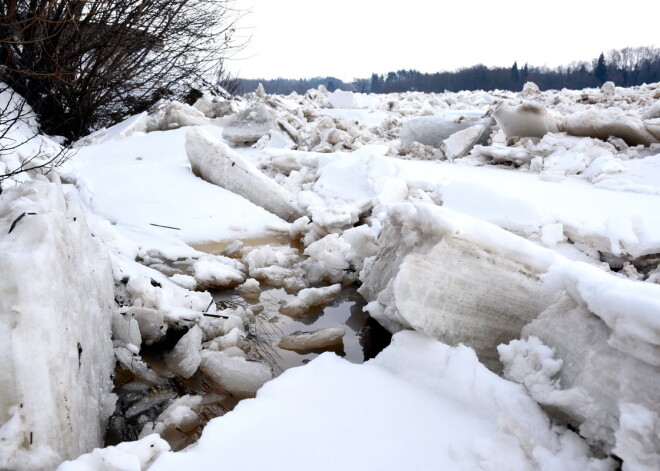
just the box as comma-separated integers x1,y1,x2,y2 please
229,0,658,81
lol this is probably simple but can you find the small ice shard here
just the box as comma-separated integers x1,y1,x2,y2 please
237,278,261,299
114,347,163,385
128,306,167,345
200,351,273,397
222,103,277,144
601,81,616,96
519,81,541,96
139,395,203,438
186,128,304,222
278,327,346,353
279,284,342,317
167,325,203,379
443,125,485,160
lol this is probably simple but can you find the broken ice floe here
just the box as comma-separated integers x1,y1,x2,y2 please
359,202,558,364
400,115,492,149
186,127,304,223
199,351,273,397
279,284,342,317
221,103,277,144
500,290,660,466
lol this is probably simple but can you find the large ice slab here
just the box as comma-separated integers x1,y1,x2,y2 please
400,116,492,148
359,202,558,363
186,127,304,223
0,179,116,470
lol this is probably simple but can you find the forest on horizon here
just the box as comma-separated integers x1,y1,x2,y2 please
233,46,660,96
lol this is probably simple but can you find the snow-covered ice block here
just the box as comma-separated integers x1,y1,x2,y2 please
186,128,304,222
279,284,342,317
236,278,261,299
221,103,277,144
493,102,559,138
359,202,558,363
192,254,245,289
147,331,612,470
278,327,346,353
167,326,203,379
199,351,272,397
0,179,116,470
328,90,358,109
601,81,616,96
400,116,491,148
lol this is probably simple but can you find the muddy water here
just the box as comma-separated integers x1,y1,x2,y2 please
106,284,390,450
106,235,391,450
213,285,390,374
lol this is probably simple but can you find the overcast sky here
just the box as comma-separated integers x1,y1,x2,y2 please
229,0,658,82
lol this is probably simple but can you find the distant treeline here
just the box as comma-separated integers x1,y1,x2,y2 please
234,46,660,95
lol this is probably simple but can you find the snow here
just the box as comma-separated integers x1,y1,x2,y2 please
145,331,611,471
67,126,289,246
0,179,116,469
5,80,660,470
58,434,170,471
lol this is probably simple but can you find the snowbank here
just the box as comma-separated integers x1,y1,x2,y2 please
139,331,611,470
0,178,116,470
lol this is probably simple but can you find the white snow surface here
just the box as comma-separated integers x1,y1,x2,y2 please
144,332,611,471
66,125,288,246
